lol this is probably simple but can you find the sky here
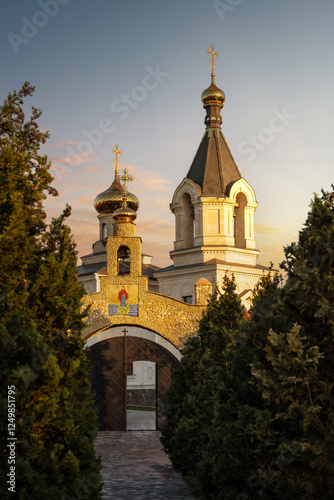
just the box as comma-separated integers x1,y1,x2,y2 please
1,0,333,269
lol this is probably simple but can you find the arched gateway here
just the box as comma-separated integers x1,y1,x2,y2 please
86,326,181,431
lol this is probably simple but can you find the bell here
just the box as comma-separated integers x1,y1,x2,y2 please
117,246,130,261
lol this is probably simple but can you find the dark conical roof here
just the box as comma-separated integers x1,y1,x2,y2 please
186,128,242,197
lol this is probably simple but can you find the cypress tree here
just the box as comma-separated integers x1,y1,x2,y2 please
199,271,284,499
208,189,334,499
162,189,334,499
0,84,102,499
250,187,334,499
161,274,244,490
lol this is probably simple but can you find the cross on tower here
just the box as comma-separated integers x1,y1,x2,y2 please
207,44,219,78
111,144,122,174
120,168,134,195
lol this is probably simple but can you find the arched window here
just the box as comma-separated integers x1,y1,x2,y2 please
102,223,108,240
117,246,131,275
234,192,247,249
181,193,194,249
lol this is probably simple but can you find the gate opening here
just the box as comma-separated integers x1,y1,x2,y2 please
127,360,156,430
87,332,180,431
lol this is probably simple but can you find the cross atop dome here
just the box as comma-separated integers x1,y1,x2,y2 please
120,168,134,195
111,144,122,174
207,44,219,81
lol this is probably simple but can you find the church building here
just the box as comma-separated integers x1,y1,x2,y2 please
78,45,271,310
78,46,274,431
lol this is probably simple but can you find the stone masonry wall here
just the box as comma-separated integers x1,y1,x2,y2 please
82,287,206,349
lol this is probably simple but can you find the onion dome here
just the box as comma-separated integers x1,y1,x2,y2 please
94,176,139,215
201,80,225,106
113,196,137,223
94,144,139,215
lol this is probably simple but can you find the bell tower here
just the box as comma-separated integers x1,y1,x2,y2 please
170,45,259,268
78,146,158,295
107,168,142,279
155,46,268,306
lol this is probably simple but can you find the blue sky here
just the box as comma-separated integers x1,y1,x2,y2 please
1,0,333,267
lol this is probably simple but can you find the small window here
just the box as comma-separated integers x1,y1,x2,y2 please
183,295,193,304
126,362,133,376
102,223,107,240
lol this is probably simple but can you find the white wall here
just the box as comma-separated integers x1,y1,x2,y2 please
127,361,156,390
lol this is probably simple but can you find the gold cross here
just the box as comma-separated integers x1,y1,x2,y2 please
120,168,134,195
111,144,122,174
207,44,219,78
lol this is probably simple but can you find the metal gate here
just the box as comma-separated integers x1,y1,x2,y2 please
87,332,180,431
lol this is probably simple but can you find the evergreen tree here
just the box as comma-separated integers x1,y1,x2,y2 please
204,189,334,499
161,274,245,489
198,271,284,499
0,84,102,499
249,187,334,499
162,187,334,499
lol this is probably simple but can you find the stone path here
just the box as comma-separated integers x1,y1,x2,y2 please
127,409,156,430
95,431,196,499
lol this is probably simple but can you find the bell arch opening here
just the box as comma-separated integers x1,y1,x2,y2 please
117,245,131,275
234,192,247,249
181,192,194,249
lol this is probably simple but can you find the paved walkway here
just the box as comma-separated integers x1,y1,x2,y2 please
95,431,196,499
127,409,156,430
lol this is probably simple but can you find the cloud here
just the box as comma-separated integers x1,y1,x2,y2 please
84,166,101,173
122,163,172,194
255,223,279,234
59,150,99,166
48,140,77,149
137,221,174,242
71,195,96,206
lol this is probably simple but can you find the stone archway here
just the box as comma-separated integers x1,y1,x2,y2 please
86,326,181,431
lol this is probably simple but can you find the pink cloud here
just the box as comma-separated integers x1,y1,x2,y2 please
48,140,77,149
122,163,172,194
84,166,101,173
60,151,97,166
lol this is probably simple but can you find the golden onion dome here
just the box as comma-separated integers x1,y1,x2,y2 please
201,80,225,106
113,197,137,223
94,175,139,215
